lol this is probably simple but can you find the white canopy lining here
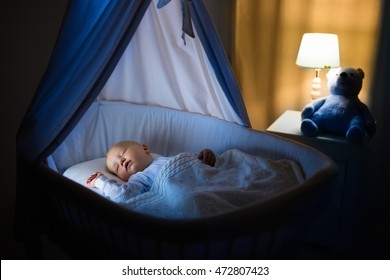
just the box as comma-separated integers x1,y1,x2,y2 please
98,0,243,125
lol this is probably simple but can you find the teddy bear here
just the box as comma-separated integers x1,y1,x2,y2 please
300,67,376,143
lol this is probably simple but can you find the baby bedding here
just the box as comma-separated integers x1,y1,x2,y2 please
63,157,126,187
129,150,304,218
64,149,304,218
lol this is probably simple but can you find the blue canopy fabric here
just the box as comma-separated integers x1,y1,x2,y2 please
190,1,250,127
17,0,151,164
16,0,250,164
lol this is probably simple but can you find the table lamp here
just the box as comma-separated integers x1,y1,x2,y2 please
296,33,340,99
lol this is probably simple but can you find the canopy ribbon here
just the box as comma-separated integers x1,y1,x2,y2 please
157,0,195,44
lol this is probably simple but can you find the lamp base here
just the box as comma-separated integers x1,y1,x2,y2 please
311,69,321,100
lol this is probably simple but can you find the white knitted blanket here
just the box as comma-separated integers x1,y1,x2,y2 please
124,149,304,218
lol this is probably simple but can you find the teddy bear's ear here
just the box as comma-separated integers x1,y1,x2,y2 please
357,68,365,79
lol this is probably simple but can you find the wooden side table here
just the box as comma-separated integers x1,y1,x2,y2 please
267,110,372,256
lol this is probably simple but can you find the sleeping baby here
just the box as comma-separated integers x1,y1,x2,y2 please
85,140,304,218
86,140,216,203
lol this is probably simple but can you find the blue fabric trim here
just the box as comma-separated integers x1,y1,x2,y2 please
157,0,172,9
190,0,251,127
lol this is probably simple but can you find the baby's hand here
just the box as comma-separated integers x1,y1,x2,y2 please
86,172,104,187
198,149,216,167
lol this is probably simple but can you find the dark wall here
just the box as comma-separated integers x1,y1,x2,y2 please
203,0,234,60
1,0,68,207
0,0,68,257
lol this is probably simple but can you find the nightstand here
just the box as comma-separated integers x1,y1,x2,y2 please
267,110,372,256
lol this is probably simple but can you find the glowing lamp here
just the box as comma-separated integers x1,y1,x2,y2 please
296,33,340,99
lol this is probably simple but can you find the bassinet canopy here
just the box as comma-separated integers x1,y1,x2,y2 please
16,0,250,165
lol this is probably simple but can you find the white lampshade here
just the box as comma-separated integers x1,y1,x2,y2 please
296,33,340,68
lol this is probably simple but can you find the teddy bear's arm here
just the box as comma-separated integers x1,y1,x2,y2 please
301,98,326,119
356,101,376,137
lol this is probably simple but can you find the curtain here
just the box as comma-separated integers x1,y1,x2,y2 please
233,0,381,130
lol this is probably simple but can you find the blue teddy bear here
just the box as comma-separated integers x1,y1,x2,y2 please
300,67,376,143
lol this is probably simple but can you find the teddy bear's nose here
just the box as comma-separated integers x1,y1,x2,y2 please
340,72,348,77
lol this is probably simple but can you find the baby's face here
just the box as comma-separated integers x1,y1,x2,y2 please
106,141,153,181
